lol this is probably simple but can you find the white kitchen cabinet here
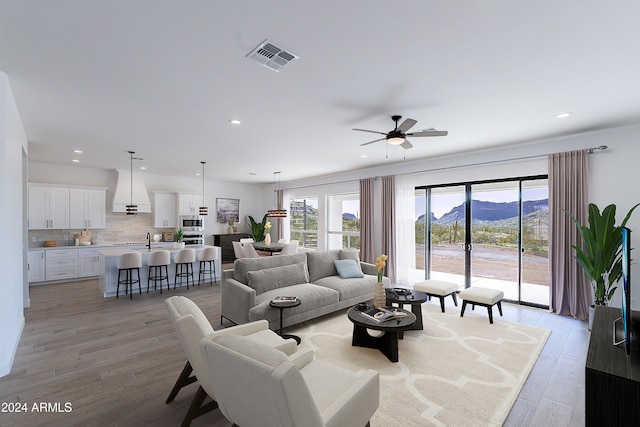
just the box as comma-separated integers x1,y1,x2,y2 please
79,248,101,277
45,249,79,281
154,192,177,228
28,185,70,229
178,193,203,215
69,188,106,229
28,250,46,283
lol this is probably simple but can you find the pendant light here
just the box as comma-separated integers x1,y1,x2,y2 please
126,151,141,215
267,171,287,218
199,161,208,215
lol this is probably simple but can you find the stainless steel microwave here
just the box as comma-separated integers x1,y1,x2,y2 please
181,217,203,229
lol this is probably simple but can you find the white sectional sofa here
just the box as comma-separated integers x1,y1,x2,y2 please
221,249,389,329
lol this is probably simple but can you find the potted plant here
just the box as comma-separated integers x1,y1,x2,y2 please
173,228,185,249
247,214,268,242
567,202,639,327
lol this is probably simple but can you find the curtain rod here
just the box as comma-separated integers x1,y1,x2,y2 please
284,145,608,191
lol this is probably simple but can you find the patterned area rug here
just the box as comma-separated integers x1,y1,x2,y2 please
288,303,550,427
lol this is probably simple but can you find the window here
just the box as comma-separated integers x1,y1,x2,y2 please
290,197,318,248
327,193,360,250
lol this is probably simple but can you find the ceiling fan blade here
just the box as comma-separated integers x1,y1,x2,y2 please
397,118,417,132
407,130,448,137
353,128,387,135
360,137,386,146
400,140,413,149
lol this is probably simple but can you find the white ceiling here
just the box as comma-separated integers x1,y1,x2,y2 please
1,1,639,184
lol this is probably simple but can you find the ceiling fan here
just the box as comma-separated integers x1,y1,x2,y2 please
353,115,448,149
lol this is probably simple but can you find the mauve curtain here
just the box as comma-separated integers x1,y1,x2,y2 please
382,175,396,283
360,178,375,264
549,150,591,319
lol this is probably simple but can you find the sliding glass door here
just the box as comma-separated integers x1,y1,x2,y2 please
417,176,549,307
470,182,520,300
427,186,467,289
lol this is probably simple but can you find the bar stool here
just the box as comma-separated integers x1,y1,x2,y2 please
147,250,170,294
198,246,218,286
117,252,142,299
174,248,195,290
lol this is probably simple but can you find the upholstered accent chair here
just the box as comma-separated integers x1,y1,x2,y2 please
165,296,297,427
200,333,380,427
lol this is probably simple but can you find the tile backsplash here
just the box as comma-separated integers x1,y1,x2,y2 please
28,212,171,248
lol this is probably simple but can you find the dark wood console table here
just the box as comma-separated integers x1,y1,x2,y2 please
586,305,640,426
212,233,251,263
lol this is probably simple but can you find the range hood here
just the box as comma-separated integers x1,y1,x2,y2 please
112,169,152,213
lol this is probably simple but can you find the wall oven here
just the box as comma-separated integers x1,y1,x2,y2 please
180,216,204,245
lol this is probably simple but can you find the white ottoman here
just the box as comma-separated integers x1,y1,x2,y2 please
414,280,459,313
459,287,504,324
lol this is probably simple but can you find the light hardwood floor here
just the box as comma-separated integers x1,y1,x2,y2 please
1,279,589,426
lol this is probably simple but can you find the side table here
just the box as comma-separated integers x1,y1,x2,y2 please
270,299,302,345
385,287,428,337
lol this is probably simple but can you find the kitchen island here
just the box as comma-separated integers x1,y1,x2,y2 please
98,244,221,297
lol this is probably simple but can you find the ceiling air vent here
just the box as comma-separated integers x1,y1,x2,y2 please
247,40,299,72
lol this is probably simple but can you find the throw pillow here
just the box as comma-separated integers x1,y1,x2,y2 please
307,250,341,282
246,262,309,295
334,259,365,279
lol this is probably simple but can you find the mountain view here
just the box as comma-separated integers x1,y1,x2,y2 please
418,199,548,225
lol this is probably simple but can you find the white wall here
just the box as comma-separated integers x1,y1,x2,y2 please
282,124,640,309
0,72,28,377
27,162,271,238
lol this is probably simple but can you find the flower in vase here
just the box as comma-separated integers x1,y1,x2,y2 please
264,221,272,233
375,254,388,282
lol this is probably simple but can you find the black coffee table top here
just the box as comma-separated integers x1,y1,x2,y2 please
347,306,416,331
385,287,428,304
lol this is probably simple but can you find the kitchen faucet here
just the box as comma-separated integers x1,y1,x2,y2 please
146,232,151,250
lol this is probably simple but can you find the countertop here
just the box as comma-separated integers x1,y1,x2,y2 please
99,244,212,257
29,242,175,251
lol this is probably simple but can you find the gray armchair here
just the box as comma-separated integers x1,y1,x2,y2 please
165,296,297,426
199,333,380,427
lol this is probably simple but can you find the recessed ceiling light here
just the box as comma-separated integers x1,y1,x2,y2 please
229,119,241,125
556,112,572,119
73,149,83,154
195,172,201,176
72,159,80,163
360,154,368,158
140,166,147,170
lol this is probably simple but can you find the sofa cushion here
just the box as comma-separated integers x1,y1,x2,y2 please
246,262,310,295
306,250,341,282
249,284,340,323
339,249,361,262
334,259,364,279
234,253,307,285
313,275,376,301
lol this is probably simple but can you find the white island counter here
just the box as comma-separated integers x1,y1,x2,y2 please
98,244,221,297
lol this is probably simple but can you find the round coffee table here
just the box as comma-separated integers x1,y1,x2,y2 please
385,286,428,335
270,299,302,344
347,305,416,362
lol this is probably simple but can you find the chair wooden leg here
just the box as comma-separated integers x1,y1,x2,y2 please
181,386,218,427
451,292,458,306
166,361,197,404
460,300,467,317
438,296,446,313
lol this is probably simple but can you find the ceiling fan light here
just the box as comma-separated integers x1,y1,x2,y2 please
387,136,405,145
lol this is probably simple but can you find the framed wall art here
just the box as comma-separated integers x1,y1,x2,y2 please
216,198,240,223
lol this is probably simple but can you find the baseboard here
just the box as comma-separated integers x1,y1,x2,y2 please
0,315,25,377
